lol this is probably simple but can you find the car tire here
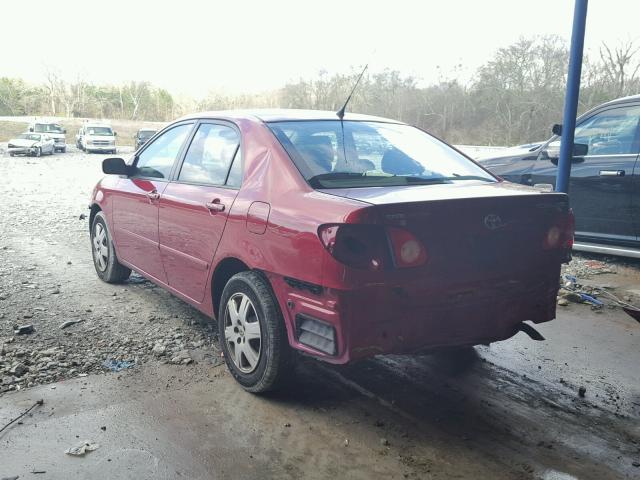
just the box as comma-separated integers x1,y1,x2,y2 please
9,152,14,157
61,147,66,153
91,211,131,283
219,271,294,393
34,147,41,157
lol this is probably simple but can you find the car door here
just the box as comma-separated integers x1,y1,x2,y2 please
112,122,194,283
633,157,640,241
531,103,640,243
158,121,242,303
43,135,54,153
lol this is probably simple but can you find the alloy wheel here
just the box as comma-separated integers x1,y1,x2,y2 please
224,293,262,373
92,223,109,272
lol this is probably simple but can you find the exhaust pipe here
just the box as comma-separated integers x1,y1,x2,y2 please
517,322,545,341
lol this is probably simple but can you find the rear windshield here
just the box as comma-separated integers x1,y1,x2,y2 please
268,120,495,188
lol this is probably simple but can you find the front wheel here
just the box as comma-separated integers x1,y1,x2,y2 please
219,271,294,393
34,147,41,157
91,211,131,283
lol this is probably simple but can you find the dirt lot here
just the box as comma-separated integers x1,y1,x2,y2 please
0,148,639,479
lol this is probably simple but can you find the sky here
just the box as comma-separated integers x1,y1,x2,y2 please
2,0,639,98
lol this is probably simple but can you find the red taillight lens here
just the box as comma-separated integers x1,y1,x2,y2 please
387,227,428,268
318,224,427,270
543,209,575,250
318,224,390,270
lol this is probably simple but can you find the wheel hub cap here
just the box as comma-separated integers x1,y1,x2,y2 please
92,223,109,272
224,293,262,374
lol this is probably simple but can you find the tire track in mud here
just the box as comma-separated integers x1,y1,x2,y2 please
315,352,639,479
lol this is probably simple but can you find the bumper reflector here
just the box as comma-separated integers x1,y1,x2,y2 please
296,314,337,355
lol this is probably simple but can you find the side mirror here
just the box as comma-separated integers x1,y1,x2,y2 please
113,131,117,136
544,141,588,164
102,157,130,175
552,124,562,136
28,127,34,132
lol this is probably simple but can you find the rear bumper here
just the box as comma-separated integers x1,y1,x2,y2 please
270,268,560,364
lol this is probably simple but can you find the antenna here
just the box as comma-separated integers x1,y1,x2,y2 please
336,64,368,120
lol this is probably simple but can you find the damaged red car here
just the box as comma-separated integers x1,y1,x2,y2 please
89,110,573,392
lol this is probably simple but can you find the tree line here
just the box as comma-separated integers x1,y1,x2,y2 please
1,36,639,146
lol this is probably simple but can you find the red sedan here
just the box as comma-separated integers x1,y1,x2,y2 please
89,110,573,392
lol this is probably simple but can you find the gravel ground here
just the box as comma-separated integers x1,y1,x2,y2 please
1,148,639,479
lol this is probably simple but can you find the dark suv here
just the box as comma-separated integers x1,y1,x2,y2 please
134,129,157,149
481,95,640,258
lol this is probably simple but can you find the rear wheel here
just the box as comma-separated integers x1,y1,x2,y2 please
219,271,294,393
91,211,131,283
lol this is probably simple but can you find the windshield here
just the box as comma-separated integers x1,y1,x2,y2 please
268,121,495,188
139,130,156,139
33,123,63,133
18,133,41,141
86,127,113,136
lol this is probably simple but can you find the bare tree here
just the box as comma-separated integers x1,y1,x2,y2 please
43,67,63,116
599,40,640,96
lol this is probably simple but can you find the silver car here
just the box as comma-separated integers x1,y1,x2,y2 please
7,133,56,157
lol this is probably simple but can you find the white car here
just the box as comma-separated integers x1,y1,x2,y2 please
7,133,55,157
77,123,117,154
29,121,67,152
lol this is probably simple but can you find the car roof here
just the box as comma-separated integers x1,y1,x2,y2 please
177,108,404,124
590,94,640,110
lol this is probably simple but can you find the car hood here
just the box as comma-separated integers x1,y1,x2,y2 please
318,180,554,206
9,139,38,147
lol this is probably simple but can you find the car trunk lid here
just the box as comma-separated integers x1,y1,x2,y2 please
320,181,570,284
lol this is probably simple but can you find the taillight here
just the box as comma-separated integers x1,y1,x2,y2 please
318,224,427,270
387,227,428,268
564,209,575,249
543,209,575,250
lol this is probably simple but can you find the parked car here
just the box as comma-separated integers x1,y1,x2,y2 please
29,120,67,152
134,129,157,149
481,95,640,258
7,132,55,156
77,122,117,154
89,110,574,392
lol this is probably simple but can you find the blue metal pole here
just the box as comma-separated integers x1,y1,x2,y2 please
556,0,588,193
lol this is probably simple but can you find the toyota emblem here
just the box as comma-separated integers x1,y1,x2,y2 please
484,214,504,230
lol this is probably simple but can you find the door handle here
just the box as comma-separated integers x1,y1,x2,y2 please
599,170,625,177
205,200,225,212
146,191,160,201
